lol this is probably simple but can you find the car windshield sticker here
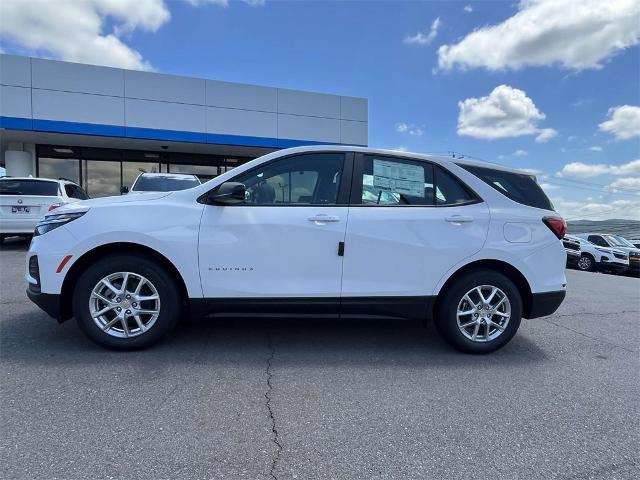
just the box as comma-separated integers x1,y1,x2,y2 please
373,159,425,198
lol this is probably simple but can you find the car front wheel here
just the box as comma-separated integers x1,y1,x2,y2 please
577,254,595,272
435,270,522,354
73,254,180,349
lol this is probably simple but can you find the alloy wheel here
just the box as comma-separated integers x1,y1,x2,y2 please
456,285,511,343
89,272,161,338
577,256,591,271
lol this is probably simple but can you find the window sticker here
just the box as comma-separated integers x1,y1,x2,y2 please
372,159,425,198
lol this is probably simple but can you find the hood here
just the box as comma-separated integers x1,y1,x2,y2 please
58,191,171,213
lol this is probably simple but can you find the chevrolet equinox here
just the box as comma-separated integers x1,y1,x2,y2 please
26,146,567,353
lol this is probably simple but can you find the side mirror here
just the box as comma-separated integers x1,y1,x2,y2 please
120,185,129,194
209,182,246,205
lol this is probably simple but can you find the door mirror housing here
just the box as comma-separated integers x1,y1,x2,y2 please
209,182,246,205
120,185,129,194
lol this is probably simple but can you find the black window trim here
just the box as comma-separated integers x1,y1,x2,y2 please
199,151,354,207
349,152,482,208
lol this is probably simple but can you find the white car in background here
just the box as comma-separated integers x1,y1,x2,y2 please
569,234,628,273
577,233,640,276
26,146,568,353
0,177,88,243
122,173,201,194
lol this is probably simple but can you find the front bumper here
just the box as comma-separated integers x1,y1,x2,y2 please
26,285,63,321
525,290,566,319
596,261,628,273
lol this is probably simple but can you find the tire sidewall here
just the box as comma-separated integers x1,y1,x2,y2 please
73,254,180,350
578,254,594,271
436,270,522,354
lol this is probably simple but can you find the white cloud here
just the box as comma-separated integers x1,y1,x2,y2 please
0,0,171,70
392,146,409,152
539,182,559,191
558,159,640,178
463,5,473,13
608,177,640,190
513,149,528,157
552,197,640,220
396,122,424,136
598,105,640,140
589,146,603,152
404,17,441,46
437,0,640,72
457,85,556,140
535,128,558,143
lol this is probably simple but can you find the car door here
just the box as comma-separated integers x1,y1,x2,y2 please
340,153,490,317
198,152,351,309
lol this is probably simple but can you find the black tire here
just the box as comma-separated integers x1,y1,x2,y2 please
73,254,181,350
577,254,595,272
435,270,522,354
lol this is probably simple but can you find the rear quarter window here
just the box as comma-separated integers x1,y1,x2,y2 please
0,180,59,196
458,164,554,211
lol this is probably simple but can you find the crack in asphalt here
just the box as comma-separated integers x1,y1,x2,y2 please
265,332,282,480
543,312,638,353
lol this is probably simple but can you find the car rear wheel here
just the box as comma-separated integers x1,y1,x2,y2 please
73,254,180,349
435,270,522,354
577,254,595,272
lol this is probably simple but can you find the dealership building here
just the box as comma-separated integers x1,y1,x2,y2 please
0,54,368,197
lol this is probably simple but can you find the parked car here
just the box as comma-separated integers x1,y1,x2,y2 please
629,239,640,249
0,177,88,243
571,234,628,273
562,235,581,268
26,146,567,353
577,233,640,276
122,173,201,194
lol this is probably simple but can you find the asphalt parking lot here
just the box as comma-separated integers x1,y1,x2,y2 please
1,238,639,480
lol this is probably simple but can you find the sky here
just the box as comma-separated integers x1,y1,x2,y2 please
1,0,639,220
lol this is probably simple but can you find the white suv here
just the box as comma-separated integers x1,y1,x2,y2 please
26,147,567,353
1,177,88,243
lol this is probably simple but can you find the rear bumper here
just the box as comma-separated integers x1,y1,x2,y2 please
565,250,580,266
0,217,39,234
525,290,566,319
26,286,63,321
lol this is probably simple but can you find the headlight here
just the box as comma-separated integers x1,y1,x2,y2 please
595,247,610,253
34,211,86,236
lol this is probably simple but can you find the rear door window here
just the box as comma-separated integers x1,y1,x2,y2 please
458,164,553,210
0,180,59,196
434,167,477,206
355,155,478,206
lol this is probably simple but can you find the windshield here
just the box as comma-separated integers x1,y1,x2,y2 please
132,176,199,192
0,179,59,196
605,235,634,248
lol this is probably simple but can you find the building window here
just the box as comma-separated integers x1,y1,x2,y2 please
82,160,121,198
122,162,161,191
38,157,80,184
168,163,219,182
36,145,255,198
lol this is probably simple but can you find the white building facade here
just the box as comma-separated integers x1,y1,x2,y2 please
0,54,368,197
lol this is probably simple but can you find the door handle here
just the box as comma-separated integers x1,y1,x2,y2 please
445,215,474,224
308,214,340,223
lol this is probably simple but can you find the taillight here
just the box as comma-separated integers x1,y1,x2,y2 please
48,203,61,212
543,216,567,239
